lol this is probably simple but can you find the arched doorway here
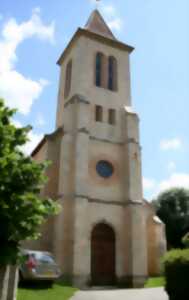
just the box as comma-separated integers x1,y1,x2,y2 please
91,223,116,285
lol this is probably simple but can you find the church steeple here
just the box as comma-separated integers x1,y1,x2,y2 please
85,9,116,40
30,6,163,289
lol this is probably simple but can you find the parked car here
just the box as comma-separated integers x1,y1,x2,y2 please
19,249,61,283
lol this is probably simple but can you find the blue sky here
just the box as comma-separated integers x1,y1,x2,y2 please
0,0,188,199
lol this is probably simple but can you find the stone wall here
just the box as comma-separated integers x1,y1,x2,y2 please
145,201,167,276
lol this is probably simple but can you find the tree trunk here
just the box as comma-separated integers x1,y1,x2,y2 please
0,265,10,300
7,266,18,300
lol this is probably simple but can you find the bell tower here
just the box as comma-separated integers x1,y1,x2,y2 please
54,10,148,287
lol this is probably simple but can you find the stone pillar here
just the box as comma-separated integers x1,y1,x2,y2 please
124,111,143,202
123,109,148,287
74,99,90,197
72,198,90,287
72,98,91,287
54,95,91,286
54,98,78,280
54,133,75,281
155,220,167,275
127,203,147,287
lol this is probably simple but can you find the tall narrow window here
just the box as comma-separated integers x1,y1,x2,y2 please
108,109,116,125
108,56,117,91
64,59,72,98
95,105,103,122
95,53,103,87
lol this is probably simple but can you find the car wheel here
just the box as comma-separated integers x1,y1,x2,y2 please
18,271,24,286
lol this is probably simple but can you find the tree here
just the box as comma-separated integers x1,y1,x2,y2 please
182,232,189,248
152,188,189,249
0,99,60,299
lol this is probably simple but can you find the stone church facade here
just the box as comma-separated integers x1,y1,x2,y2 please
29,10,166,287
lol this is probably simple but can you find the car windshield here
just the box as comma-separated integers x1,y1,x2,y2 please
34,253,55,264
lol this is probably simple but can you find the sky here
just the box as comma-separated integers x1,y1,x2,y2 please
0,0,188,200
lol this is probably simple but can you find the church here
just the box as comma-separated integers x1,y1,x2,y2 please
29,10,166,288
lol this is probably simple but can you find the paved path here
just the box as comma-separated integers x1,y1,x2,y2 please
70,287,168,300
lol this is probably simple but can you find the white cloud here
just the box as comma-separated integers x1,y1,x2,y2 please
22,130,43,155
101,3,122,32
89,1,123,32
89,0,96,4
108,18,122,31
143,177,156,190
168,161,176,171
32,7,41,14
0,8,55,114
160,138,182,151
0,71,48,114
159,173,189,192
12,119,43,155
35,113,46,127
146,172,189,200
101,4,116,17
11,119,22,128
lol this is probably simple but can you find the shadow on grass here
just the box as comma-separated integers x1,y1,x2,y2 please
19,281,53,290
55,281,73,288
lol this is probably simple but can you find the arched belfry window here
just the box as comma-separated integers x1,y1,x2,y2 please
95,52,104,87
108,56,117,91
64,59,72,98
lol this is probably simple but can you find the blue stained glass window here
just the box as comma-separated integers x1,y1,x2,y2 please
96,161,114,178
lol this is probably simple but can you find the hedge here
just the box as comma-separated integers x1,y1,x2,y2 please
163,249,189,300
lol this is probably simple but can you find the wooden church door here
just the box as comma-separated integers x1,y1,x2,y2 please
91,223,116,285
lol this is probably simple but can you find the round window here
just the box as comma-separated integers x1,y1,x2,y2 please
96,160,114,178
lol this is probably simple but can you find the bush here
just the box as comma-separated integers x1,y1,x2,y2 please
163,249,189,300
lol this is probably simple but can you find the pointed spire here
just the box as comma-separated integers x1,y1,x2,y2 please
85,9,116,40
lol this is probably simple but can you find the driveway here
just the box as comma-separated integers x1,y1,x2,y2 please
70,287,168,300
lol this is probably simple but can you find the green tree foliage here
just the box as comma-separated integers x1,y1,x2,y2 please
182,233,189,249
153,188,189,249
0,99,60,266
163,249,189,300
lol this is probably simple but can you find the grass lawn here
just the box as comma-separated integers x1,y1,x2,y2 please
144,277,165,288
17,284,78,300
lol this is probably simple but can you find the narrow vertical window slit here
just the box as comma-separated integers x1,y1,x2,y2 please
64,59,72,98
95,105,103,122
95,53,103,87
108,109,116,125
108,56,117,91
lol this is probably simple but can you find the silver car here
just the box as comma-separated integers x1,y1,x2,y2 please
19,250,61,282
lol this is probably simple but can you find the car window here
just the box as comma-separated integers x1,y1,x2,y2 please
35,253,55,263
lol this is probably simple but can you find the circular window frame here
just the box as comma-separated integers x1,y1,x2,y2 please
96,160,114,179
